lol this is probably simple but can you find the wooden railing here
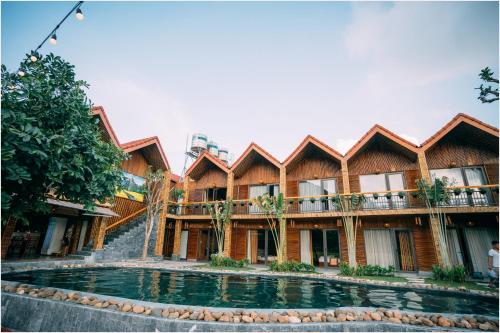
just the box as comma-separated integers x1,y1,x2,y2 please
105,207,147,234
167,184,498,216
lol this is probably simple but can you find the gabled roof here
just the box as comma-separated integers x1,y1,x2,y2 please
345,124,419,161
170,174,181,183
421,113,499,151
185,151,229,180
120,136,170,171
91,106,120,146
231,143,281,177
283,135,343,168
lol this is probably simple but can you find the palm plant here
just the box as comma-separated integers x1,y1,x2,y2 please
207,199,233,257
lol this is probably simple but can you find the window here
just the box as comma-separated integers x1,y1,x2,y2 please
359,173,406,209
299,179,337,212
249,184,280,214
204,188,227,201
430,167,488,206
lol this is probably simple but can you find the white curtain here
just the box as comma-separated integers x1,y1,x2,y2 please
464,228,498,276
300,230,312,264
180,231,189,259
464,168,488,205
446,229,463,266
323,179,337,211
299,180,322,212
249,185,267,214
364,229,396,268
360,174,389,209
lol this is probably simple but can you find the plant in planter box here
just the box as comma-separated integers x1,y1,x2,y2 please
373,193,379,200
385,192,392,199
298,199,304,204
453,188,462,196
465,188,474,196
310,198,316,203
411,191,418,198
479,187,488,195
398,191,405,199
288,200,294,205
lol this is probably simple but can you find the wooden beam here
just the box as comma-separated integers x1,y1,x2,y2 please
92,216,107,251
279,166,287,197
341,160,350,194
417,150,431,183
155,170,171,256
223,221,233,258
226,171,234,199
171,219,183,260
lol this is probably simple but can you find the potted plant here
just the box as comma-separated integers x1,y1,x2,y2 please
288,199,294,205
398,191,405,199
310,198,316,203
321,197,327,203
298,199,304,204
453,188,462,196
373,193,379,200
465,188,474,196
385,192,392,199
240,202,245,207
479,187,488,195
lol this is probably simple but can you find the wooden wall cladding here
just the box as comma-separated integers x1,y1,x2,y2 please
231,228,247,260
426,141,498,170
287,227,300,262
187,229,199,259
287,158,342,181
348,146,418,175
191,168,227,190
107,197,145,227
485,164,499,185
233,185,249,200
121,151,149,177
234,162,280,186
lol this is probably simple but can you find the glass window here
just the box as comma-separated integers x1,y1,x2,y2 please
359,174,387,192
430,168,465,186
464,168,488,206
299,180,322,212
388,173,404,191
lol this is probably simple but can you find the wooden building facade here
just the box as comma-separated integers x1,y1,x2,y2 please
161,113,499,275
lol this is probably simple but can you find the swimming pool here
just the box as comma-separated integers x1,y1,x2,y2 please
2,267,497,316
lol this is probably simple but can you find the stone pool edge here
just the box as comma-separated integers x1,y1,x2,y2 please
1,280,498,332
2,260,498,299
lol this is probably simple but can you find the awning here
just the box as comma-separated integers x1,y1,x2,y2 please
47,198,119,217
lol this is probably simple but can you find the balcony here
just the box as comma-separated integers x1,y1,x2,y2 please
166,185,498,217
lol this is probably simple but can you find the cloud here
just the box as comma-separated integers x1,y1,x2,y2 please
333,138,358,155
87,78,193,173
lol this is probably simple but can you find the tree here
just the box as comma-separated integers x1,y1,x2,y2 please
207,199,233,257
142,167,166,260
476,67,499,103
416,177,451,268
333,194,365,268
253,193,287,265
1,53,126,224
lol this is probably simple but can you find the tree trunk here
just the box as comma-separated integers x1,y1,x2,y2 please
277,218,287,264
344,217,357,268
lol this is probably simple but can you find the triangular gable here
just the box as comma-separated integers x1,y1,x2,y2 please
231,143,282,177
283,135,343,168
91,106,120,146
345,124,419,161
120,136,170,171
421,113,499,151
185,151,229,180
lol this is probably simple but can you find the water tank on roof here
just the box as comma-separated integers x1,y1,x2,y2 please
191,133,208,153
218,148,229,162
207,141,219,156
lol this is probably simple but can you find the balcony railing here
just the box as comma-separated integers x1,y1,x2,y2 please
166,185,498,216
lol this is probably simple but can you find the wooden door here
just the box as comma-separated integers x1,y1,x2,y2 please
396,230,415,271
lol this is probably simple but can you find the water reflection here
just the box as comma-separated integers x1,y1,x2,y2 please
2,267,497,316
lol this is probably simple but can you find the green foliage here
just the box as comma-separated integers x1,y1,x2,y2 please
170,188,184,201
431,265,466,283
476,67,499,104
397,191,405,199
1,54,126,224
210,254,248,268
269,261,315,273
453,188,462,196
339,262,395,277
415,177,451,207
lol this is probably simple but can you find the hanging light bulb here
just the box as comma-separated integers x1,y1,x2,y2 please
49,33,57,45
18,70,25,77
75,8,84,21
30,54,38,62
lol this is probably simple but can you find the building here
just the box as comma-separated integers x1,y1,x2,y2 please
160,113,498,275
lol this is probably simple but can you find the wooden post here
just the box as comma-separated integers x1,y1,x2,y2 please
428,216,443,266
224,171,234,258
92,216,107,251
341,159,350,194
155,170,171,256
279,166,287,261
171,219,183,260
417,150,431,182
1,217,17,259
69,219,83,254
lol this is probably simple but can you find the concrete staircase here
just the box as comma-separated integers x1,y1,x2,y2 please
69,213,159,262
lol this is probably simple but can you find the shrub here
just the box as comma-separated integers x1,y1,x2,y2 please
210,254,248,268
465,188,473,196
431,265,466,283
339,262,355,276
398,191,405,199
270,261,315,273
339,262,395,277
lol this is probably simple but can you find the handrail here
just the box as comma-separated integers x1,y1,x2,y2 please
168,184,499,206
105,207,147,233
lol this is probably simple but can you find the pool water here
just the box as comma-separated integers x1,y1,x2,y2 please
2,267,497,316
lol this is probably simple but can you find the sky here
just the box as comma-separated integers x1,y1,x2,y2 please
2,1,499,175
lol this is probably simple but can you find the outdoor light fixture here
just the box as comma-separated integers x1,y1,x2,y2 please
18,70,25,77
75,8,84,21
30,54,38,62
49,34,57,45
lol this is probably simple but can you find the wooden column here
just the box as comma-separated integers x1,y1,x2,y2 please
69,219,83,254
155,170,171,256
92,216,107,251
183,177,190,202
279,166,287,260
417,150,431,182
171,219,183,260
1,217,17,259
341,159,350,194
224,171,234,258
428,216,443,266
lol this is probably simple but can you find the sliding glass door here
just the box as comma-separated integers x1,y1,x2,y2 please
364,228,416,271
299,179,337,212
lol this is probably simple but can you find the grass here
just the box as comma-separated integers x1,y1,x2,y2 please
424,278,498,292
194,264,254,271
351,275,408,283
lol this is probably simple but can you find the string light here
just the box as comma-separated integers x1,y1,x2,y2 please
18,70,25,77
75,8,84,21
30,54,38,62
49,34,57,45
